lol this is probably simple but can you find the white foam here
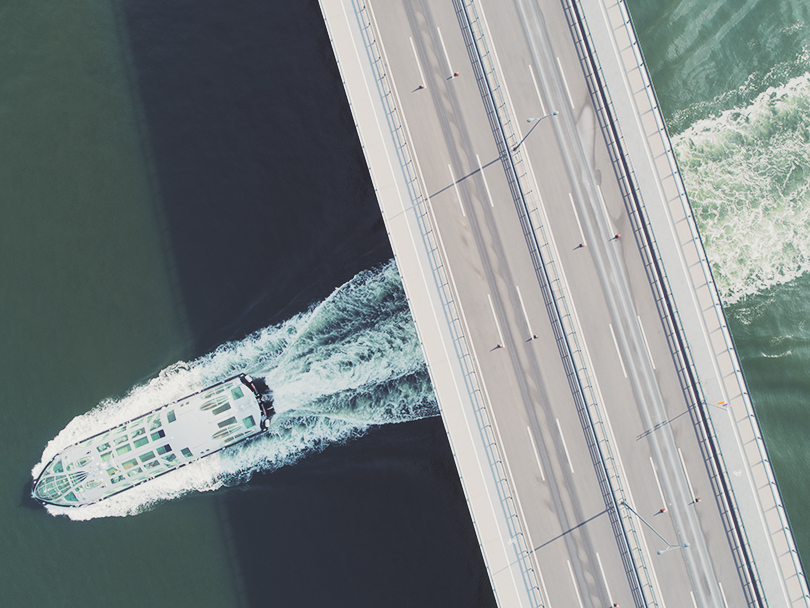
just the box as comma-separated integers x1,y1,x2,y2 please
673,72,810,303
34,261,438,520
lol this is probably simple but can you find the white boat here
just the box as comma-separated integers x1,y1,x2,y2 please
32,374,273,507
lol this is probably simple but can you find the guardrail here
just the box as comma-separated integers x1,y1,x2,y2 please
325,1,548,605
610,1,810,603
561,0,775,604
457,0,660,605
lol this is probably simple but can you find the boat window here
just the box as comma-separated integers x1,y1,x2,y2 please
133,437,149,449
163,453,177,463
243,416,256,428
212,403,231,416
64,492,78,502
149,415,162,430
100,452,112,462
113,435,128,446
97,443,110,453
52,460,63,474
156,444,172,455
167,410,176,423
122,459,138,470
106,468,118,477
131,428,145,438
144,460,161,471
116,444,132,456
217,417,238,428
231,386,244,400
110,475,125,484
139,451,155,463
113,426,127,435
126,467,143,478
85,479,102,490
150,429,166,441
181,448,193,458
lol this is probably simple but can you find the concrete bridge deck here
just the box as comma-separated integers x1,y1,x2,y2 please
318,0,809,605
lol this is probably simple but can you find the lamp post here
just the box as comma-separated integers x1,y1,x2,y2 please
621,500,689,555
512,111,559,152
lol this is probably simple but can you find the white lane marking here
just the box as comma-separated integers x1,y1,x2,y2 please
569,193,586,246
556,56,575,110
487,293,504,346
436,27,454,78
528,64,547,114
719,582,729,608
690,591,698,608
516,285,533,339
556,419,575,474
409,37,426,87
638,315,656,369
527,426,545,481
596,184,615,235
678,447,697,503
650,457,667,510
609,323,627,378
596,552,612,604
567,560,585,608
476,154,494,207
448,164,465,217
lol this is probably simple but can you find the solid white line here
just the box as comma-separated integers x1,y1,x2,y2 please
638,315,656,369
476,154,494,207
719,582,730,608
595,552,612,604
487,293,504,346
609,323,627,378
595,184,614,234
527,426,545,481
409,37,426,87
528,64,547,115
556,56,575,110
690,591,698,608
436,27,453,77
650,457,667,509
556,419,575,474
516,285,533,339
567,560,585,608
678,447,697,502
569,193,586,246
448,164,465,217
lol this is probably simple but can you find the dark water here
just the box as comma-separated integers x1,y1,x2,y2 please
1,0,494,606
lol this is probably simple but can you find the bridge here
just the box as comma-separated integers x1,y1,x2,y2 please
317,0,809,605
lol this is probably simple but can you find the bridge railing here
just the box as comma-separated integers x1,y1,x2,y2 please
458,0,660,605
561,0,779,604
611,2,810,603
333,1,548,605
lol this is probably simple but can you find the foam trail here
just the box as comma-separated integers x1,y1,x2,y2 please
32,260,438,520
673,73,810,303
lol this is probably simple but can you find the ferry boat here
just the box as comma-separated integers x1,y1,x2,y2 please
32,374,274,508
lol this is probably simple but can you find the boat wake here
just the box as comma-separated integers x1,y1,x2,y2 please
32,260,438,520
673,72,810,304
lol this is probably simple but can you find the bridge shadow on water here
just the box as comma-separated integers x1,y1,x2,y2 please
114,0,495,606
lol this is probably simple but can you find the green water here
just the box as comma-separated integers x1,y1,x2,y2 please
0,2,240,605
627,0,810,561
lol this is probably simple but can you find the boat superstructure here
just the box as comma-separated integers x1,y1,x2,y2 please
32,374,273,508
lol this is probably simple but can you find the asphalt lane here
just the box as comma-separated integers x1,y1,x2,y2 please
371,0,746,606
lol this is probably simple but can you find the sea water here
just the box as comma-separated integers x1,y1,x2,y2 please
628,0,810,559
33,262,439,521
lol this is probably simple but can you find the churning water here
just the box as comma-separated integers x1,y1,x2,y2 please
33,261,438,520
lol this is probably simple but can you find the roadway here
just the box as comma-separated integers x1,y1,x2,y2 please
368,0,743,606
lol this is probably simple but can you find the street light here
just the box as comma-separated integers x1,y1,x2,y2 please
512,111,559,152
621,500,689,556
